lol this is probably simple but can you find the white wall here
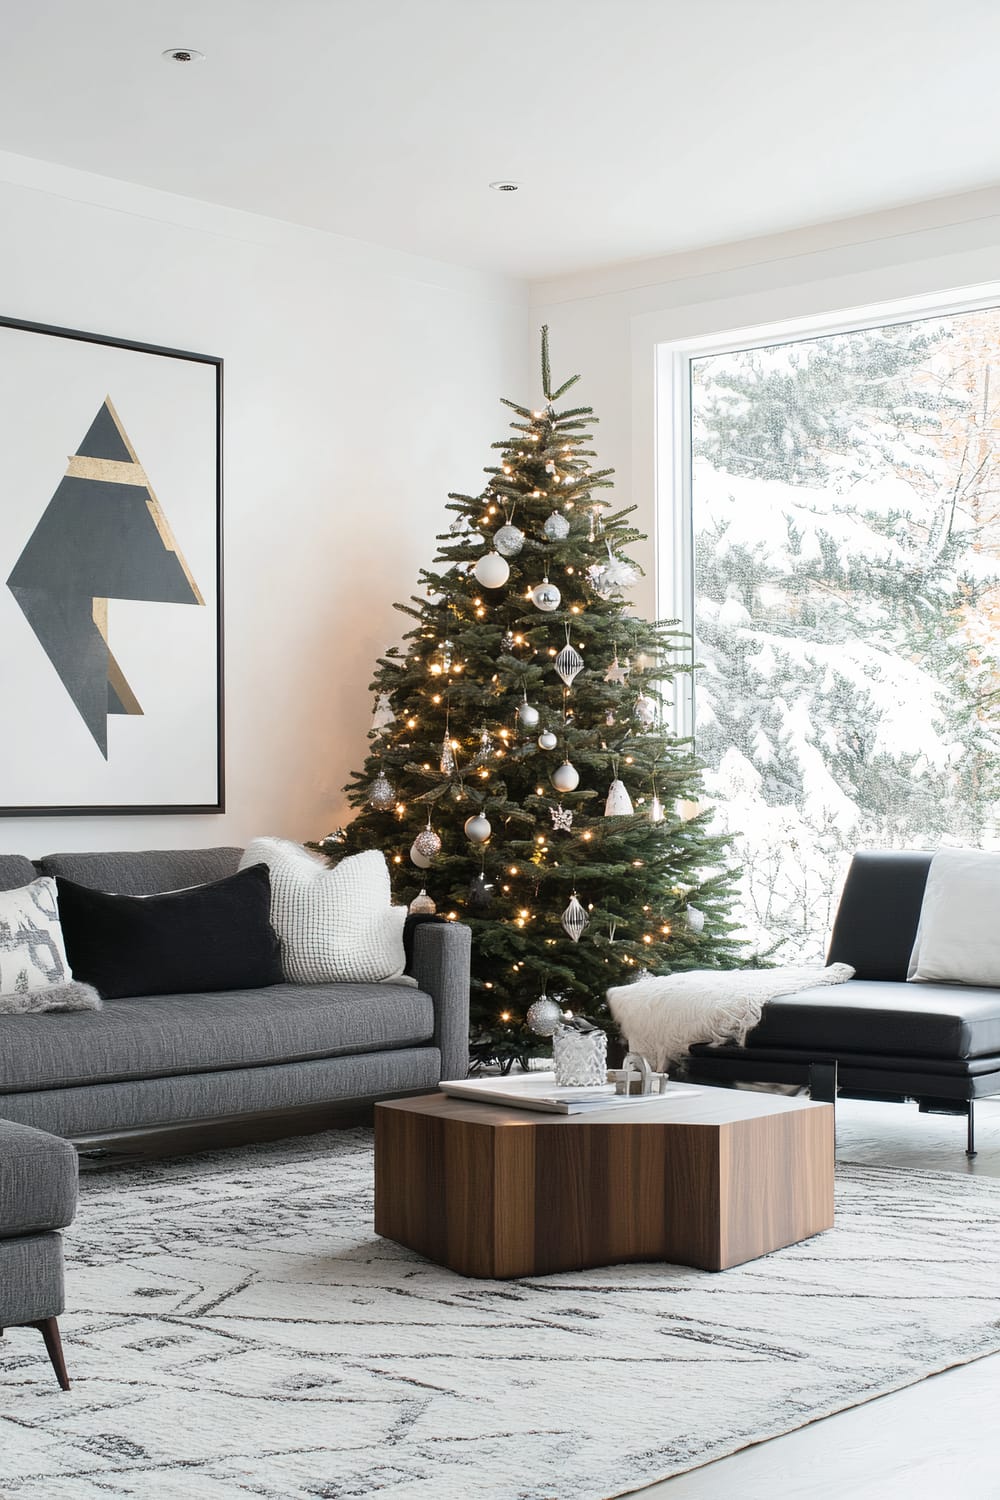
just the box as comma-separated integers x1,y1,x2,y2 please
531,187,1000,621
0,151,527,856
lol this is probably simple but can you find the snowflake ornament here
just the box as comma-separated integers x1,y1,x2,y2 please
550,803,574,832
589,552,640,600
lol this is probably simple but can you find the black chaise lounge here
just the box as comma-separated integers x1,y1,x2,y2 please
687,850,1000,1157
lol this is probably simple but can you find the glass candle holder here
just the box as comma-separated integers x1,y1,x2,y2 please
553,1025,607,1087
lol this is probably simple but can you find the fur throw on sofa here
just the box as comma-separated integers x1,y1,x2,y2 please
0,981,102,1015
607,963,854,1071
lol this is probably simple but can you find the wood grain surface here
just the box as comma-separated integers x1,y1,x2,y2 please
374,1087,834,1277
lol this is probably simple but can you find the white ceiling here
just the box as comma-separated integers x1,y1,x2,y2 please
3,0,1000,280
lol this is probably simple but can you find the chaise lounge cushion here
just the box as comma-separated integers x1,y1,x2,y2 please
712,979,1000,1061
0,1119,78,1235
0,982,435,1094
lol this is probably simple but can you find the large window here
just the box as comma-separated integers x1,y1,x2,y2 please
672,302,1000,960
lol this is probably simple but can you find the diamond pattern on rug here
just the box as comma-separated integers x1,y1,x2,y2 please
2,1129,1000,1499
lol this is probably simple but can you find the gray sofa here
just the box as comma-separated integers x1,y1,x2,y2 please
0,1120,77,1388
0,847,470,1147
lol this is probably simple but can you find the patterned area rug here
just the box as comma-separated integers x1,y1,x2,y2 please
3,1130,1000,1499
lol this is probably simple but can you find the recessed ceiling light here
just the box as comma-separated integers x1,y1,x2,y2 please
489,181,520,193
162,47,205,64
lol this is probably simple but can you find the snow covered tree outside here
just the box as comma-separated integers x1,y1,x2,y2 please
690,306,1000,961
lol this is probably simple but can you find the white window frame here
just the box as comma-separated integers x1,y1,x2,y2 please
654,280,1000,741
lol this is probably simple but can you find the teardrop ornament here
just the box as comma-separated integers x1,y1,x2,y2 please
554,643,584,686
561,894,590,943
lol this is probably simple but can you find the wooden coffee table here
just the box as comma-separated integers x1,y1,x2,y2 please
374,1086,834,1277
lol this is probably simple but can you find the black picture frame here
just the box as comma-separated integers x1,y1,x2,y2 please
0,315,224,816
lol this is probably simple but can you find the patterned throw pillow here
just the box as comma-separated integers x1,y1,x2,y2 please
0,877,101,1012
240,839,406,984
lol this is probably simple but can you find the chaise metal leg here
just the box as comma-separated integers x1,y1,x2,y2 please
967,1099,977,1160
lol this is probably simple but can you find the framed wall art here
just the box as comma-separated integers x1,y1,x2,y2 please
0,316,223,814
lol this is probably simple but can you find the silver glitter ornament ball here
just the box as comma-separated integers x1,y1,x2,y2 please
527,996,563,1037
368,772,395,811
494,523,525,558
413,826,442,859
409,889,436,915
543,510,571,541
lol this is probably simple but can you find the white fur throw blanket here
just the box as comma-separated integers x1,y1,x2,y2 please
607,964,855,1072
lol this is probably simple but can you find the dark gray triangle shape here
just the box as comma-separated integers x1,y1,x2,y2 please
77,402,132,463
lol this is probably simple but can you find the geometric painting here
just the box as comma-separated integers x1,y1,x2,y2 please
7,397,203,758
0,315,223,815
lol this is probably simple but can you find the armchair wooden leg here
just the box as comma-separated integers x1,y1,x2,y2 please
30,1316,70,1391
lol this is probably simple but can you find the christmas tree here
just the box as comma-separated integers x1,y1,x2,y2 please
323,329,740,1065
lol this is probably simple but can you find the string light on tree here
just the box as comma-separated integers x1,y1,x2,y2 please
326,327,739,1067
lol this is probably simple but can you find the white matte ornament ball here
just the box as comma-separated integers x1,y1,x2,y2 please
464,813,492,844
543,510,570,541
494,523,525,558
517,701,540,729
530,578,562,612
410,841,432,869
474,551,510,589
551,760,580,793
538,729,558,750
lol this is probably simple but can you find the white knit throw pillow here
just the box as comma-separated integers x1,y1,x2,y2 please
240,839,406,984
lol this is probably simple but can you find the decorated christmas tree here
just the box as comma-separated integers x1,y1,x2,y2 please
322,329,740,1065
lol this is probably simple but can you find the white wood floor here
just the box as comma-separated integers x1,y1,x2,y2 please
636,1096,1000,1500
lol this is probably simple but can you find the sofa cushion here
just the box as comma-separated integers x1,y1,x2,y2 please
0,855,36,893
38,847,242,896
826,850,932,980
729,979,1000,1060
0,877,73,997
56,865,283,999
240,839,406,984
0,1119,77,1235
0,982,436,1093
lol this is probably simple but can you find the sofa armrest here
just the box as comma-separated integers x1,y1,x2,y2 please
409,921,471,1082
0,1119,78,1238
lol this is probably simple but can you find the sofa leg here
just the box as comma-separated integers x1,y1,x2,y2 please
967,1100,977,1161
30,1317,70,1391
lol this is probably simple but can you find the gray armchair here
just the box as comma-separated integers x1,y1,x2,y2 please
0,1119,78,1389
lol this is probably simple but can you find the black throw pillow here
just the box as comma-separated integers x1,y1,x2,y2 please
56,864,283,999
